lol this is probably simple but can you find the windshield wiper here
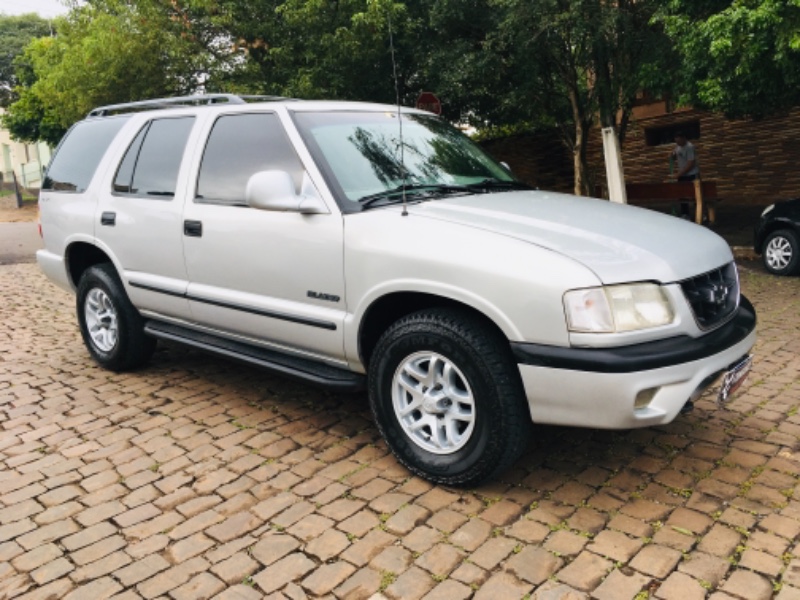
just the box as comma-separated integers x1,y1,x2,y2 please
465,179,532,192
357,183,470,208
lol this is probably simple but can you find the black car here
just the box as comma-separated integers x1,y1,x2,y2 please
754,198,800,276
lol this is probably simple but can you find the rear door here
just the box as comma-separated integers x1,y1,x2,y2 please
94,115,198,320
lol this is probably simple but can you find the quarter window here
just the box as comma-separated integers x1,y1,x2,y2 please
43,116,130,193
113,117,195,198
196,113,304,206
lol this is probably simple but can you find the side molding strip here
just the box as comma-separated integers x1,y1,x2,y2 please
129,281,337,331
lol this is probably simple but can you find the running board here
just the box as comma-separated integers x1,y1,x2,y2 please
144,320,365,392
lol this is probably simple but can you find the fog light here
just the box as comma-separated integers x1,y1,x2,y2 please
634,388,659,409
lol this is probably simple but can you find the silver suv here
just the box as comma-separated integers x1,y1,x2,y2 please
37,94,756,485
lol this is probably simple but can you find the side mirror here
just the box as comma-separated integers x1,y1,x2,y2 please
245,170,329,214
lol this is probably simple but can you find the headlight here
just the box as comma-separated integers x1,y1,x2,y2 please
761,204,775,217
564,283,675,333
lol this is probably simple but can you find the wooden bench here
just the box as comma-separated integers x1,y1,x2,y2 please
624,181,718,225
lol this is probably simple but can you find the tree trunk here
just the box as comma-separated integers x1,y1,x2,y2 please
572,118,591,197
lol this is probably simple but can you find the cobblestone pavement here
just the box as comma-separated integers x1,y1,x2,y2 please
1,262,799,600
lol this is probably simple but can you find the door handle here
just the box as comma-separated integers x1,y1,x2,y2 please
101,211,116,226
184,220,202,237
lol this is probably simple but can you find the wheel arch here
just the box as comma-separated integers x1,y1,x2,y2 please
66,242,114,289
756,220,800,253
357,291,512,369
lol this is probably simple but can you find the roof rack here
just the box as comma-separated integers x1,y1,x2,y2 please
87,94,296,118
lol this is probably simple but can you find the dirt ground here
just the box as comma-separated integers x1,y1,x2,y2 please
0,203,38,223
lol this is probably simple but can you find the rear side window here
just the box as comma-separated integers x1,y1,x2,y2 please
196,113,304,206
113,117,195,198
43,116,130,193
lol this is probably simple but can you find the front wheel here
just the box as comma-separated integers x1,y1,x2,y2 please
76,263,156,371
763,230,800,276
368,308,530,487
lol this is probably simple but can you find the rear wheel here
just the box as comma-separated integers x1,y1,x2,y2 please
763,230,800,276
76,263,156,371
368,308,530,486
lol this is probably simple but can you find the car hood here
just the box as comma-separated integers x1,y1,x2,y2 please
405,190,733,284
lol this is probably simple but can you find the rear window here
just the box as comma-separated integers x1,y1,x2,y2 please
43,116,130,193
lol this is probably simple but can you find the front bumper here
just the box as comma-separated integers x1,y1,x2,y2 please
512,296,757,429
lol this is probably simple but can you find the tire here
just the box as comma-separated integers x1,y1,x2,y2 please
763,230,800,276
76,263,156,371
368,308,531,487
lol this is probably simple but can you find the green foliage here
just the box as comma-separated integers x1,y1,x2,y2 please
3,0,217,144
659,0,800,117
0,13,51,106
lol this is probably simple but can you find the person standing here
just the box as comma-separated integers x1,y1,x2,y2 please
671,131,699,181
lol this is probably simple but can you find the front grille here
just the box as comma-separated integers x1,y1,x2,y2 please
679,262,740,330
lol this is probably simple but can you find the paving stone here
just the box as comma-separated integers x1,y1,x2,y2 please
167,509,223,540
136,556,209,599
451,561,489,587
62,576,122,600
630,544,683,578
507,518,551,544
300,561,356,596
470,536,518,570
30,556,74,585
250,534,300,566
252,552,315,594
334,566,382,600
592,568,651,600
719,569,773,600
384,565,436,600
17,519,80,550
506,546,564,585
126,533,169,559
557,551,613,592
169,572,226,600
654,572,706,600
533,580,588,600
370,544,413,573
544,530,590,557
421,579,472,600
473,572,532,600
167,532,215,562
739,548,784,577
677,551,730,587
481,500,524,526
785,560,800,588
71,550,131,583
341,528,395,566
306,528,350,562
71,534,126,565
205,511,262,543
113,553,170,587
210,551,260,585
697,524,742,558
449,518,492,552
589,530,644,562
402,526,442,554
11,543,62,572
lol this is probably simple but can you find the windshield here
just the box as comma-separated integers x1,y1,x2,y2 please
293,111,518,210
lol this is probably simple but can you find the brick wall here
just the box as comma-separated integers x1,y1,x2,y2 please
482,107,800,207
481,129,574,194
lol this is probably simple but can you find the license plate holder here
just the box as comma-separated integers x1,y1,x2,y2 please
717,354,753,406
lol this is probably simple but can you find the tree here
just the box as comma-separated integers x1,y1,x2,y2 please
0,13,51,106
436,0,674,196
659,0,800,118
3,0,218,144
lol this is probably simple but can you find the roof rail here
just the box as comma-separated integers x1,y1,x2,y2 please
86,93,295,118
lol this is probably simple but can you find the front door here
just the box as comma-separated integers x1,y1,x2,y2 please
181,111,346,362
